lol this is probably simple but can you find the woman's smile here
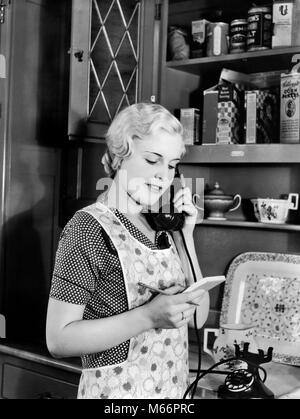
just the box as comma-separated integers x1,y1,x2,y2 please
146,183,163,193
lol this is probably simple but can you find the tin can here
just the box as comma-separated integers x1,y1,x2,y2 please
206,22,229,56
247,6,272,51
229,19,247,53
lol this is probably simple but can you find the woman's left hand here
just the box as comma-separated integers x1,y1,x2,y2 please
173,175,198,236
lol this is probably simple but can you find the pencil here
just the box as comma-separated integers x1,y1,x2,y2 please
138,282,199,305
138,282,171,295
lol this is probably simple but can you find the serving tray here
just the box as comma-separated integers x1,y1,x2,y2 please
220,252,300,366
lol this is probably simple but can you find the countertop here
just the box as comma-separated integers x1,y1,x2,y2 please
189,343,300,399
0,340,82,374
1,340,300,399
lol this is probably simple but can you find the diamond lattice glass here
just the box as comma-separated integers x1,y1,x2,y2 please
89,0,140,125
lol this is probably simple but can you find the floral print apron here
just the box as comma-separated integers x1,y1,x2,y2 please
77,202,189,399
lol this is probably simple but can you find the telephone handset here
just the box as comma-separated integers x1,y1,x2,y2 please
143,167,185,232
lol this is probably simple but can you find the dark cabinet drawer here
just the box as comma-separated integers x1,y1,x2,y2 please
2,363,78,399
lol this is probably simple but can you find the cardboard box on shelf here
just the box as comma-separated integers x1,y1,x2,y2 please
191,19,210,58
245,89,280,143
272,0,300,47
202,87,218,144
180,108,201,145
202,82,244,145
202,68,283,146
280,71,300,143
216,82,244,144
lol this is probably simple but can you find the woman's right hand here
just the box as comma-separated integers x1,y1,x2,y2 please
143,285,206,329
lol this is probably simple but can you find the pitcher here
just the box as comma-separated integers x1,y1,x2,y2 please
203,323,258,370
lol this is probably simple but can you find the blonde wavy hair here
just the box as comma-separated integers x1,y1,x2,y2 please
101,103,185,178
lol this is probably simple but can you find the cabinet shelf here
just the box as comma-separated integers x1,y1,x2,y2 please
197,219,300,232
181,144,300,164
167,47,300,75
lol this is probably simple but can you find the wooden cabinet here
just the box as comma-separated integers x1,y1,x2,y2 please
63,0,163,221
0,344,81,399
68,0,160,140
158,0,300,323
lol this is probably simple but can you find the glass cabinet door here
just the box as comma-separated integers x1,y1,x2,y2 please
69,0,157,140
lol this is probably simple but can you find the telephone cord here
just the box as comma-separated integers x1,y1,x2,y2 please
179,229,202,399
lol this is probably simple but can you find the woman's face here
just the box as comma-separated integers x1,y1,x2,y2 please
119,127,183,208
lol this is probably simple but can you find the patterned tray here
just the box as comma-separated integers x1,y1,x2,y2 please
220,252,300,366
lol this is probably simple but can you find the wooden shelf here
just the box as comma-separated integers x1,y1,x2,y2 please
197,219,300,231
181,144,300,164
167,47,300,75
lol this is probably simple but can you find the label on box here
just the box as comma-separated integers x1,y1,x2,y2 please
280,72,300,143
191,19,210,58
192,19,208,43
273,1,293,25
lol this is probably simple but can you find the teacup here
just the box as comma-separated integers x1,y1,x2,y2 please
251,193,299,224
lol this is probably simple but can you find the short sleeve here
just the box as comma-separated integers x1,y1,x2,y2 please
50,214,99,305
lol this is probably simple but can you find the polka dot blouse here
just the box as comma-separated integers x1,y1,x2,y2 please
50,208,171,369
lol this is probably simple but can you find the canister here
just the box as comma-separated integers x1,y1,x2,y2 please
247,6,272,51
206,22,229,56
229,19,247,53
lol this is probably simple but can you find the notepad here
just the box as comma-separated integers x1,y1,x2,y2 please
183,275,226,293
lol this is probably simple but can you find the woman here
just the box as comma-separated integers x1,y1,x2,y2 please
46,103,209,399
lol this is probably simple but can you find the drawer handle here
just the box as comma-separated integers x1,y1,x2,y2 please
37,392,62,400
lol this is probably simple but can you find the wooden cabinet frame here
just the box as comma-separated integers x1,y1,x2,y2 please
68,0,160,140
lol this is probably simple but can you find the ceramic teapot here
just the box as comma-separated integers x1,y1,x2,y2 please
203,323,258,370
204,182,242,220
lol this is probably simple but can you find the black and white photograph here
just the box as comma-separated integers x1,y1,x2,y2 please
0,0,300,402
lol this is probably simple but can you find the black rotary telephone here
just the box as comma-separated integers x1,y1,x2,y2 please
143,167,186,232
218,344,275,399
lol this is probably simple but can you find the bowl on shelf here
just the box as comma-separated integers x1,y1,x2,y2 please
251,193,299,224
204,182,242,220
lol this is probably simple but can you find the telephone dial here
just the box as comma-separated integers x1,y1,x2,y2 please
220,369,256,397
217,344,275,399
